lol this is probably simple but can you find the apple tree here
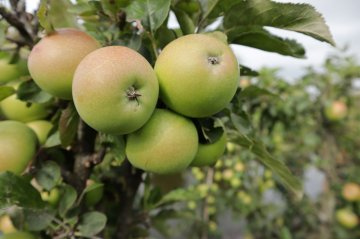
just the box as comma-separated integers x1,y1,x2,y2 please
0,0,336,238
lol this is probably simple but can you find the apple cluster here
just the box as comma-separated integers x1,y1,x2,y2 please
1,28,240,176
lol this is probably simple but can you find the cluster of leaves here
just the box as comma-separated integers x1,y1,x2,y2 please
0,0,341,238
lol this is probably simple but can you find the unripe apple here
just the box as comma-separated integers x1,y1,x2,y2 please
85,179,104,207
41,187,61,207
73,46,159,135
325,100,347,121
190,133,227,167
0,94,49,123
0,231,36,239
28,28,100,99
0,55,28,85
126,109,198,174
342,182,360,202
0,121,38,174
336,208,358,229
155,34,239,118
27,120,53,145
0,215,16,234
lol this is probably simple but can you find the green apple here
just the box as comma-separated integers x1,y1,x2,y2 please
0,53,28,85
0,94,49,123
325,100,347,121
190,133,227,167
154,34,239,118
41,187,61,207
27,120,53,145
84,179,104,207
336,208,358,229
0,121,38,174
28,28,100,99
126,109,198,174
342,182,360,202
73,46,159,135
0,231,36,239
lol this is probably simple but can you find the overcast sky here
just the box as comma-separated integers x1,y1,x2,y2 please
26,0,360,79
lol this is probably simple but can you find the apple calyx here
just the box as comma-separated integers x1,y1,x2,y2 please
126,86,142,102
208,56,220,65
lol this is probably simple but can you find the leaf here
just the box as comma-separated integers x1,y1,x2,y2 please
125,0,171,33
58,185,77,218
227,26,305,58
35,161,61,191
44,131,61,148
155,188,203,207
238,85,278,100
230,111,253,135
173,9,195,35
224,0,335,46
0,86,15,101
236,134,303,199
23,208,55,231
0,172,44,211
199,0,220,20
17,80,53,104
100,134,126,166
77,211,107,237
49,0,78,28
240,65,259,77
59,102,80,147
37,0,55,34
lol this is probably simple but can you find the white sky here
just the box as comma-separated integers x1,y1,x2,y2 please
26,0,360,79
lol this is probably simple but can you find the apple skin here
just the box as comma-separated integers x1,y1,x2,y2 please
342,182,360,202
190,133,227,167
325,101,347,121
27,120,53,145
0,95,49,123
126,109,198,174
0,57,28,85
84,179,104,207
336,208,358,229
0,215,16,234
0,121,38,174
154,34,239,118
0,231,36,239
41,187,61,207
28,28,100,99
73,46,159,135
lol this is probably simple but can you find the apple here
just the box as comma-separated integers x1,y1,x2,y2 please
41,187,61,207
84,179,104,207
27,120,53,145
190,133,227,167
0,53,28,85
154,33,239,118
73,46,159,135
1,94,49,123
325,100,347,121
0,121,38,174
0,231,36,239
342,182,360,202
0,215,16,234
28,28,100,99
126,109,198,174
336,208,358,229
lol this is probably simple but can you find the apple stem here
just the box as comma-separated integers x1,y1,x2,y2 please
208,56,219,65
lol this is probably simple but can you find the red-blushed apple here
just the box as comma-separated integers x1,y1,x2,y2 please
72,46,159,135
27,120,53,145
0,121,38,174
342,182,360,202
325,100,347,121
154,33,239,118
190,133,227,167
126,109,198,174
28,28,100,99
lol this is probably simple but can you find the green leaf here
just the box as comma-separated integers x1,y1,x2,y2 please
227,26,305,58
224,0,335,46
59,102,80,147
35,161,61,191
17,80,53,104
44,131,61,148
240,65,259,77
77,211,107,237
37,0,55,34
58,185,77,218
125,0,171,33
0,172,44,211
236,134,303,199
238,85,279,100
230,111,253,135
23,208,55,231
173,9,195,35
155,188,203,207
0,86,15,101
100,134,126,166
49,0,78,28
